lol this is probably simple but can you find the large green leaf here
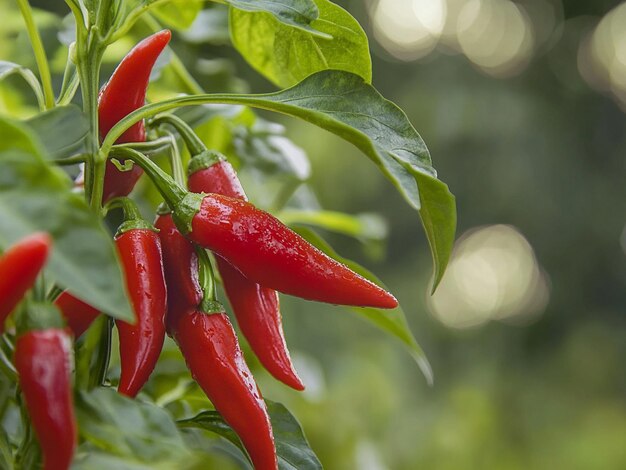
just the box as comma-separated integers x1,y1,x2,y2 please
75,388,192,463
230,0,371,88
0,117,133,321
293,226,433,384
24,105,88,159
224,0,321,34
178,401,322,470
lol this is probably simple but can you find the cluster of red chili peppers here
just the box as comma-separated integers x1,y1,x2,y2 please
1,31,397,470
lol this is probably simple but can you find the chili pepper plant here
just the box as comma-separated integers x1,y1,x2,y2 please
0,0,456,468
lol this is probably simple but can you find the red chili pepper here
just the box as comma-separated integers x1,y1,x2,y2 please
175,310,277,470
188,194,398,308
114,214,167,397
54,291,100,338
98,30,171,202
154,211,203,335
15,326,77,470
188,153,304,390
0,232,51,332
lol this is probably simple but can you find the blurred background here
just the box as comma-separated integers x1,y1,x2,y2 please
260,1,626,468
2,0,626,468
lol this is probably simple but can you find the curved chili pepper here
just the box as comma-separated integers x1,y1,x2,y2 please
154,211,203,335
0,232,51,332
15,326,77,470
54,291,100,338
188,152,304,390
115,221,167,397
175,310,278,470
98,30,171,202
188,194,398,308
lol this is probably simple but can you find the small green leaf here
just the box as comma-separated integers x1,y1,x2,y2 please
224,0,321,34
0,61,45,109
293,226,433,384
24,105,88,159
0,117,133,322
178,401,322,470
76,388,190,462
230,0,371,88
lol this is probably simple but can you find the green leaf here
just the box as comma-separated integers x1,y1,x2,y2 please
152,0,203,29
0,60,45,109
24,105,88,159
230,0,371,88
224,0,321,34
76,388,191,463
0,117,133,322
293,226,433,384
178,401,322,470
414,172,457,292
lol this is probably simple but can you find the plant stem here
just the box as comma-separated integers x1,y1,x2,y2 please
55,154,88,166
100,93,281,157
111,146,186,205
122,136,172,155
164,132,186,187
76,31,104,210
152,114,206,155
96,0,114,33
104,196,143,221
15,0,55,109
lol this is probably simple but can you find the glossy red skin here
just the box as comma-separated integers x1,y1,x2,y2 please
188,194,398,309
15,329,77,470
54,291,100,338
189,162,304,390
175,311,277,470
0,233,51,331
115,229,167,397
154,214,203,335
98,30,171,202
